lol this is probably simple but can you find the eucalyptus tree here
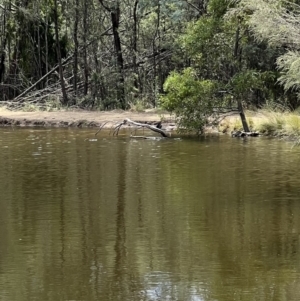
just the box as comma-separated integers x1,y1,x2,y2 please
161,0,272,132
98,0,126,109
0,1,10,84
54,0,68,104
161,0,241,131
73,0,80,96
134,0,193,104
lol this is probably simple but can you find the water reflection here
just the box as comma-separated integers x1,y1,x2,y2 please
0,128,300,300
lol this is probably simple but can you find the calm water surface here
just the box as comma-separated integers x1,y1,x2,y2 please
0,128,300,301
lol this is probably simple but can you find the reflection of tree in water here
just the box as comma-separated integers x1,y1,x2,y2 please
111,142,143,300
113,147,127,298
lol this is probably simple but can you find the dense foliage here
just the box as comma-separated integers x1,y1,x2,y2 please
0,0,300,129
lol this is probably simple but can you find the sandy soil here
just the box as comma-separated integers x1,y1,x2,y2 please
0,108,177,129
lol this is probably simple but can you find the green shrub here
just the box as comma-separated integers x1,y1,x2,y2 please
160,68,219,132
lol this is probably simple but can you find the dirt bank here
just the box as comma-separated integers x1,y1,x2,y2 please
0,109,177,130
2,108,280,137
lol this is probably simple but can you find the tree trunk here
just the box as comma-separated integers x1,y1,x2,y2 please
54,0,69,105
157,0,163,95
73,0,79,97
35,0,42,85
234,20,249,132
0,38,6,83
237,99,250,132
83,0,89,95
111,6,125,109
98,0,125,109
132,0,139,94
152,0,161,107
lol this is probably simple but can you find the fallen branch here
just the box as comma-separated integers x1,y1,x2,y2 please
13,26,113,102
13,56,73,102
94,118,169,137
123,118,168,137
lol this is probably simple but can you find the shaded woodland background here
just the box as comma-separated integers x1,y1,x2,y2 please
0,0,299,111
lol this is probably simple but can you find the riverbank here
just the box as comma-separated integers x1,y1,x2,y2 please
0,108,299,142
0,108,177,131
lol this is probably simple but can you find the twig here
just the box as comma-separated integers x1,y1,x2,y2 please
113,123,124,136
95,121,110,136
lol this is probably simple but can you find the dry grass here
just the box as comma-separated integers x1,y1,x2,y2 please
219,109,300,139
256,111,300,137
218,112,257,133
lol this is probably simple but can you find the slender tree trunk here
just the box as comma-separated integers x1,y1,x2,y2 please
99,0,125,109
132,0,139,94
157,0,163,94
7,1,11,73
152,38,156,107
111,5,125,109
0,3,8,85
73,0,79,96
53,0,69,105
237,99,250,132
37,21,42,81
0,46,5,83
152,0,161,107
234,21,250,132
83,0,89,95
35,0,42,83
0,42,6,102
0,7,6,83
45,10,49,76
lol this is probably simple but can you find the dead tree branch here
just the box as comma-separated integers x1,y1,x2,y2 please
14,25,114,102
14,56,73,102
94,118,169,137
123,118,168,137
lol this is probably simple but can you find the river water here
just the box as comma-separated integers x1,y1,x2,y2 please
0,128,300,301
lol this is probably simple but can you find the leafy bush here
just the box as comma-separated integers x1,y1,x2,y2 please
160,68,219,132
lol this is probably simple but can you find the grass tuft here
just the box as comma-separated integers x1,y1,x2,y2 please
250,110,300,139
219,109,300,141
